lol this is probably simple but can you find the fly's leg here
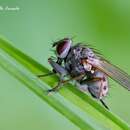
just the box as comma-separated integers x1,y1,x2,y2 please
48,74,86,93
47,77,63,93
100,99,109,110
37,57,63,78
47,58,68,93
48,73,85,94
48,73,85,93
48,58,68,76
80,77,102,84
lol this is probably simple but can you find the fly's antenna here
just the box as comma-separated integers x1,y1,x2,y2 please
100,99,109,110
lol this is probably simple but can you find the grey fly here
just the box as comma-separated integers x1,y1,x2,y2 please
38,38,130,109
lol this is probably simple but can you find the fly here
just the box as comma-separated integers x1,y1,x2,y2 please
38,38,130,110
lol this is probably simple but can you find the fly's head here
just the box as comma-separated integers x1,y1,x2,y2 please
52,38,72,59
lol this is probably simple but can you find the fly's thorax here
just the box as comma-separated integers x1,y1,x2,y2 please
64,46,86,76
81,47,96,58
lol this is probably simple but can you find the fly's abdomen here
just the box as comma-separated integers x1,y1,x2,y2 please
87,71,108,99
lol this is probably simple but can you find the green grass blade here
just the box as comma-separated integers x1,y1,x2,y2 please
0,48,105,130
0,37,130,130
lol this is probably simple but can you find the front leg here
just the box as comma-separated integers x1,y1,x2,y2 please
47,58,68,93
37,57,63,78
48,58,68,76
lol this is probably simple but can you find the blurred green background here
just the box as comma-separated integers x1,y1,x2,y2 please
0,0,130,130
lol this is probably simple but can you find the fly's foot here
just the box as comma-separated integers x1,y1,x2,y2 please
47,89,54,96
47,88,59,95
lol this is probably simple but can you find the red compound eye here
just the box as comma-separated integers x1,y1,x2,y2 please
56,38,72,58
56,41,67,54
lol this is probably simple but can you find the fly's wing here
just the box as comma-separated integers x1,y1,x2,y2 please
87,58,130,91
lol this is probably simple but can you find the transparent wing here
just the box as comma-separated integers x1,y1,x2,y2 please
87,58,130,91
